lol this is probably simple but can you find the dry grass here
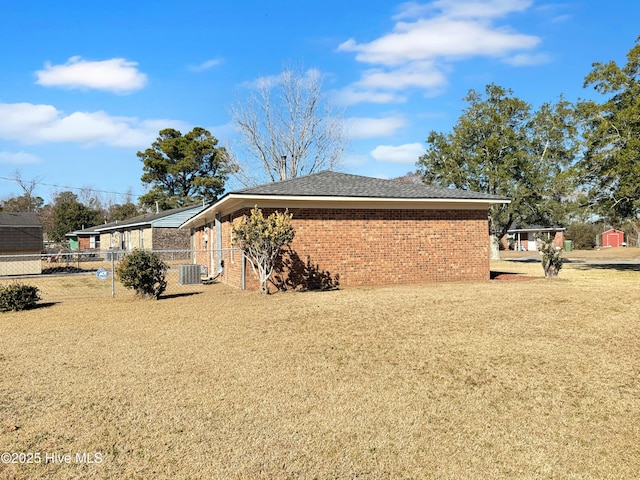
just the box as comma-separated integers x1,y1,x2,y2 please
501,246,640,260
1,259,639,479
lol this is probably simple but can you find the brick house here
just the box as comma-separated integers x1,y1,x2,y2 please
503,226,566,251
66,224,103,251
95,204,206,252
180,171,510,290
0,212,43,275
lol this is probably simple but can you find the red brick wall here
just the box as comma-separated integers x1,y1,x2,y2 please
194,207,490,290
552,231,565,248
79,236,91,250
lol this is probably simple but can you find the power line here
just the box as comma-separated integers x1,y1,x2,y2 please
0,176,141,199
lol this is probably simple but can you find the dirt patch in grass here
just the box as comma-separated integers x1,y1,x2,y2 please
0,262,639,479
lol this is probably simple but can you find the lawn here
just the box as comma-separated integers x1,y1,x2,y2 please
0,258,639,479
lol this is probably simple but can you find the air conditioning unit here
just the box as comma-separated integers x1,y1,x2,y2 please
179,264,203,285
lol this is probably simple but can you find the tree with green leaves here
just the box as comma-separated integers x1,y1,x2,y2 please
138,127,233,210
1,194,44,214
49,191,101,243
107,202,140,222
578,37,640,222
232,207,295,294
417,83,579,258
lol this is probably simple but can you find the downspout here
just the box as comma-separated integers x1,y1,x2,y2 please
241,251,246,290
209,221,214,273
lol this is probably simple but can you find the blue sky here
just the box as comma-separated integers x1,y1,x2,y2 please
0,0,638,205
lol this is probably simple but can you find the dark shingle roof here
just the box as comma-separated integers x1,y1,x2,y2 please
0,212,42,227
232,171,510,201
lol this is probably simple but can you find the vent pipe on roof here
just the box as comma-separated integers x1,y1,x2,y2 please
155,201,159,214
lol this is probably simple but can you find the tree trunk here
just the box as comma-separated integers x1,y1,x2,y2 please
489,235,501,260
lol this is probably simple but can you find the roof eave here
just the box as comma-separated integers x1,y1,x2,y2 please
95,221,152,232
180,193,510,230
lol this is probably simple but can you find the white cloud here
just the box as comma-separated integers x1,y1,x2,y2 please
0,102,189,148
356,62,448,91
393,1,435,20
189,58,224,72
346,116,407,139
426,0,533,20
338,0,541,104
0,151,41,165
339,18,539,66
341,153,370,168
503,52,550,66
370,143,425,164
331,87,407,106
35,56,147,93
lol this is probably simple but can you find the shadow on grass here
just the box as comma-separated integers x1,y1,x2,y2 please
501,257,540,263
42,266,97,275
490,271,540,281
571,263,640,273
159,292,203,300
28,302,59,310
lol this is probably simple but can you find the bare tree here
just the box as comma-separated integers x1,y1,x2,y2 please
13,171,40,198
1,171,44,213
229,67,347,183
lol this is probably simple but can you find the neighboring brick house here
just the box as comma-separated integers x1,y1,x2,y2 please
95,205,206,252
180,171,510,290
503,226,566,251
66,224,104,251
0,212,44,275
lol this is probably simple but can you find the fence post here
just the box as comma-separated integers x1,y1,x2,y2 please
111,252,115,297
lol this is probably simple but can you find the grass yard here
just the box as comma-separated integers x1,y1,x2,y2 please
501,245,640,260
0,258,639,479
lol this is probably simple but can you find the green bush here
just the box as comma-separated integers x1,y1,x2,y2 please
565,222,602,249
115,249,168,299
0,283,41,312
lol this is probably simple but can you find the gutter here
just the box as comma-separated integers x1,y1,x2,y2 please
180,193,511,230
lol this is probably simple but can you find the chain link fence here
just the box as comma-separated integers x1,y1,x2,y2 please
0,249,220,302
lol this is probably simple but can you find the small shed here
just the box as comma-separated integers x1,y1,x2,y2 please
0,212,44,275
601,229,625,248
